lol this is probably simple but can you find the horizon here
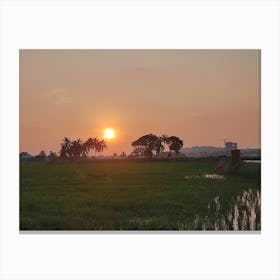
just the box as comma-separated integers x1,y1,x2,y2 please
21,143,261,157
20,50,261,155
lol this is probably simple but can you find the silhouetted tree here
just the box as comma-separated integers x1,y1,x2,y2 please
59,144,68,159
59,137,73,159
166,136,183,154
48,151,57,161
38,150,46,159
70,138,83,159
131,134,164,158
144,148,153,158
33,150,46,161
131,146,147,158
161,134,169,150
131,134,184,158
60,137,73,158
84,137,98,156
95,139,107,153
59,137,107,159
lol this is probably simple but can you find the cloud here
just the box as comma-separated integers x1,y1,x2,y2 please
44,88,72,103
45,88,65,97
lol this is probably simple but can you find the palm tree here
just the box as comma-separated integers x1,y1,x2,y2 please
95,139,107,155
71,138,83,159
63,137,73,158
84,137,95,157
59,137,107,159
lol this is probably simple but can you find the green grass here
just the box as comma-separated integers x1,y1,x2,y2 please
20,160,261,230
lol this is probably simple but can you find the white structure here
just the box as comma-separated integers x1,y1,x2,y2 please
225,142,237,155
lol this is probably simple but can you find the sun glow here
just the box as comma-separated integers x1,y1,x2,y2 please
104,128,115,139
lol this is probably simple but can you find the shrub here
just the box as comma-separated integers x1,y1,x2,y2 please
193,189,261,231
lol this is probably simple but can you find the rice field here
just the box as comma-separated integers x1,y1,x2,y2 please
20,159,261,230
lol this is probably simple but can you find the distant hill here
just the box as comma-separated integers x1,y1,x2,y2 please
181,146,261,158
181,146,225,157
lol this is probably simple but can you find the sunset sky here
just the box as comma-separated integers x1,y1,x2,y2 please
20,50,260,156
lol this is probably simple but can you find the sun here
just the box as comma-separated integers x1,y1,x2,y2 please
103,128,115,139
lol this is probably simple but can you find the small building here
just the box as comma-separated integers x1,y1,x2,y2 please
225,142,237,156
225,142,237,151
231,149,241,161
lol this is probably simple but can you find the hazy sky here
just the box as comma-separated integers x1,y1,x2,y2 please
20,50,260,155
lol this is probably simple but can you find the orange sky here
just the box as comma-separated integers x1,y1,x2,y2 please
20,50,260,156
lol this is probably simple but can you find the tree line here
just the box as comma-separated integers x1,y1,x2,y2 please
20,137,107,161
20,133,183,161
131,134,183,158
59,137,106,159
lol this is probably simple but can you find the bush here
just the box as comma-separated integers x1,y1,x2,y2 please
193,189,261,231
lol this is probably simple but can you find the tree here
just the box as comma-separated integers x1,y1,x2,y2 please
84,137,99,157
59,144,68,159
161,134,169,150
144,148,153,158
95,139,107,153
70,138,83,159
59,137,74,159
131,134,164,158
60,137,73,158
130,146,147,158
38,150,46,159
59,137,107,159
166,136,183,154
48,151,57,161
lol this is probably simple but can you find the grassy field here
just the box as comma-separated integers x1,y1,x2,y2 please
20,159,261,230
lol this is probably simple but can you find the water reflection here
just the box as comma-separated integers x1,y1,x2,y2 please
204,173,224,179
185,173,224,180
